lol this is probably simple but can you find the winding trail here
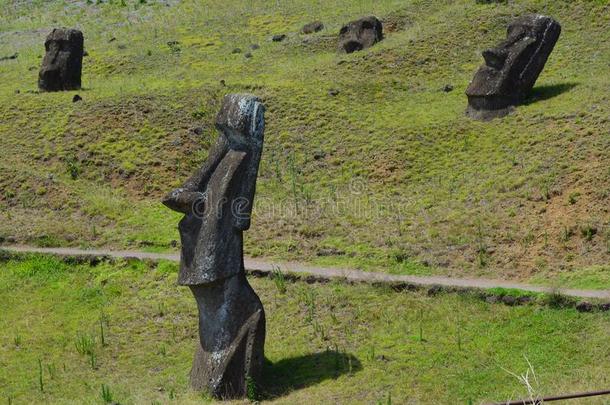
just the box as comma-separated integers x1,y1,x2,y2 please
3,245,609,300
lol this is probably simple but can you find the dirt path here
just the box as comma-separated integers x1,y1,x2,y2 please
3,245,609,300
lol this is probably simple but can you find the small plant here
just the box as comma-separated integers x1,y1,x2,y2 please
157,344,167,356
246,376,258,401
168,388,176,400
157,302,166,317
65,157,81,180
75,334,95,356
13,334,21,347
271,265,287,294
581,225,597,241
38,359,44,392
418,307,425,343
90,351,97,369
99,314,107,347
101,384,113,403
568,192,580,205
47,363,57,380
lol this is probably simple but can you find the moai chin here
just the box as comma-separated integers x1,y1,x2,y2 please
162,94,266,399
38,28,84,92
466,15,561,120
338,16,383,54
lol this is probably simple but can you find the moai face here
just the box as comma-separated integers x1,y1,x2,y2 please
215,94,265,150
38,29,84,92
338,16,383,54
466,15,561,120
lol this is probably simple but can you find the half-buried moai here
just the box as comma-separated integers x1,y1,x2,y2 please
466,15,561,120
38,28,84,92
162,94,266,399
338,16,383,53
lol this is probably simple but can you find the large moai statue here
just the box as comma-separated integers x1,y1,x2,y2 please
162,94,266,399
466,15,561,120
338,16,383,53
38,28,84,92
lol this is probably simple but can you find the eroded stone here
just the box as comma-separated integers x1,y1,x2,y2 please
38,28,84,92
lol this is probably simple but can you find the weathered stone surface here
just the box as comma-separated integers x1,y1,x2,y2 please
162,94,266,399
38,28,84,92
302,21,324,34
272,34,286,42
338,16,383,53
466,14,561,120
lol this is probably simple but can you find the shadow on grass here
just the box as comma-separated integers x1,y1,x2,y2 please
262,350,362,399
524,82,578,105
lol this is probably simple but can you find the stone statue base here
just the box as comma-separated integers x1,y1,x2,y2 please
189,273,265,399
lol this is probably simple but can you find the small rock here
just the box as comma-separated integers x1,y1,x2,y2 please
191,127,203,135
14,89,20,94
501,295,517,306
576,301,594,313
250,44,260,50
485,295,499,304
231,48,242,54
117,44,127,50
220,79,226,86
313,151,326,160
302,21,324,34
328,89,340,96
244,52,253,58
0,52,18,62
108,37,116,43
272,34,286,42
72,94,82,102
443,84,454,92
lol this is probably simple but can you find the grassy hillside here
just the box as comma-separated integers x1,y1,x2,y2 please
1,255,609,404
0,0,608,286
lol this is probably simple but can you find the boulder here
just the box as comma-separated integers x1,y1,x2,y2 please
338,16,383,53
302,21,324,34
465,15,561,120
38,28,84,92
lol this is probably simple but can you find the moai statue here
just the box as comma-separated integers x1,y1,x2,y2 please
338,16,383,54
38,28,84,92
163,94,266,399
466,15,561,120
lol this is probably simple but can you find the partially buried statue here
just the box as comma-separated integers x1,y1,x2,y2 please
338,16,383,54
466,15,561,120
163,94,266,399
38,28,84,92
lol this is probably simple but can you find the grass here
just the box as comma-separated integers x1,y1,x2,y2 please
0,1,609,285
1,255,609,404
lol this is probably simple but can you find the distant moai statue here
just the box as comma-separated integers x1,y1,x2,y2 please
338,16,383,53
466,15,561,120
38,28,84,92
162,94,266,399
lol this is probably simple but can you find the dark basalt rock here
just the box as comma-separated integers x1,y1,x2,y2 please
162,94,266,400
466,14,561,120
272,34,286,42
302,21,324,34
38,28,84,92
338,16,383,54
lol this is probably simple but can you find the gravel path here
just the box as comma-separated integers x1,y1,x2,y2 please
3,245,609,300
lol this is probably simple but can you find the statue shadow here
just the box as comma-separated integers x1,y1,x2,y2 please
524,82,578,105
261,350,362,399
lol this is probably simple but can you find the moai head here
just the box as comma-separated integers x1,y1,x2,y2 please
466,15,561,119
215,94,265,152
338,16,383,54
38,28,84,92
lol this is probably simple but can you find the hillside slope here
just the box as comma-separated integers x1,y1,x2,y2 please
0,0,608,286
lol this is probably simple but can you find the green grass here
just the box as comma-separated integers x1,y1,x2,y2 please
1,255,609,404
0,0,608,286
